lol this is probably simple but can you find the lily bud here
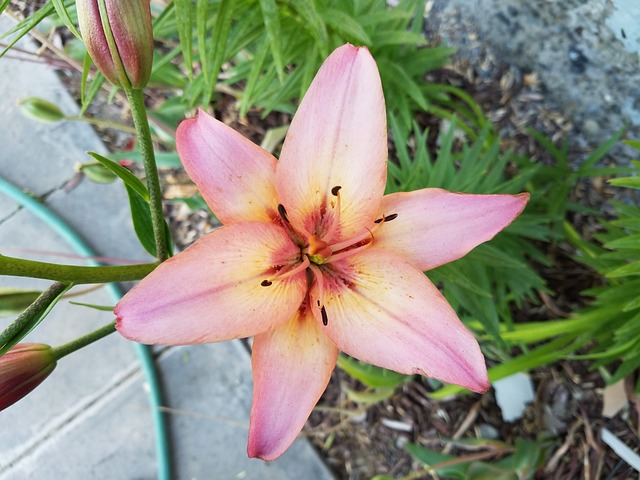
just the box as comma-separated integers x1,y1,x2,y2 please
0,344,57,411
76,0,153,90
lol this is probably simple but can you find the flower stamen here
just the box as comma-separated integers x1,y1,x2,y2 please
320,305,328,326
260,256,310,286
322,185,343,241
277,204,289,223
309,264,328,326
374,213,398,224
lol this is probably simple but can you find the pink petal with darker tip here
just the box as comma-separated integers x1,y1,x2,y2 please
374,189,530,271
248,306,338,461
276,44,387,241
316,248,489,393
116,222,307,345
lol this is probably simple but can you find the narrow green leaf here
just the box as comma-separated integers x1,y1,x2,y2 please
127,185,158,257
321,8,371,45
0,3,54,58
606,261,640,278
87,152,150,202
239,36,270,118
373,30,427,47
173,0,194,76
610,176,640,189
51,0,82,40
202,0,234,106
69,301,115,312
0,289,42,317
579,127,625,172
259,0,285,81
337,354,409,389
345,387,396,405
405,444,468,479
286,0,329,57
196,0,209,81
0,283,72,355
0,0,12,16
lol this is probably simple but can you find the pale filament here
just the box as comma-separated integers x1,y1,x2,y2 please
269,255,310,282
308,263,327,325
321,186,342,242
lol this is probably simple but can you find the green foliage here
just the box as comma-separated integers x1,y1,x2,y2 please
0,288,42,317
337,354,410,390
567,169,640,386
88,152,173,258
405,438,549,480
387,116,550,347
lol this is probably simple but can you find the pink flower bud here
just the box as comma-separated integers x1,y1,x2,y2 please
76,0,153,89
0,344,56,411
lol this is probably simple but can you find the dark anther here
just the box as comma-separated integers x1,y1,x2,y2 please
317,300,321,306
261,280,273,287
320,305,328,326
374,213,398,224
331,185,342,196
277,204,289,223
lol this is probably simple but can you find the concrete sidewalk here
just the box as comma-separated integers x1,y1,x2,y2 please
0,15,333,480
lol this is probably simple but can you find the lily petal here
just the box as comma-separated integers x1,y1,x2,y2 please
116,222,307,344
248,304,338,461
316,248,489,393
177,109,279,224
276,44,387,241
374,189,530,271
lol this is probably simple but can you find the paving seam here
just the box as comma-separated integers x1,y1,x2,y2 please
0,357,147,476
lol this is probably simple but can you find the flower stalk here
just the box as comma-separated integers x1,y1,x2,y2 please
0,254,158,283
51,321,117,360
125,88,169,262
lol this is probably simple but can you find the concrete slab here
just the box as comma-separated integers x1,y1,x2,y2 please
430,0,640,160
0,13,333,480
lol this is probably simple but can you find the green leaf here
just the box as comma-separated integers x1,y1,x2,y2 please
87,152,149,201
0,2,55,59
610,175,640,189
405,443,468,479
466,462,517,480
286,0,329,57
606,261,640,278
373,30,427,48
259,0,285,81
69,301,115,312
337,354,409,389
173,0,194,76
51,0,81,40
0,283,72,355
0,288,42,317
345,387,396,404
321,8,371,45
202,0,234,106
127,184,158,257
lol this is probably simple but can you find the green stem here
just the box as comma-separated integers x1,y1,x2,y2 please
51,321,117,360
0,282,72,353
124,88,169,262
0,254,157,284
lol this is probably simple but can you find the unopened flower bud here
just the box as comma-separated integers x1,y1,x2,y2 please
0,344,56,411
76,0,153,90
18,97,65,123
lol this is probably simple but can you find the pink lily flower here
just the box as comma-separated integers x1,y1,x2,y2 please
115,44,529,461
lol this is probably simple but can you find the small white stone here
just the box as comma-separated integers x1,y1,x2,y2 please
492,372,535,422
